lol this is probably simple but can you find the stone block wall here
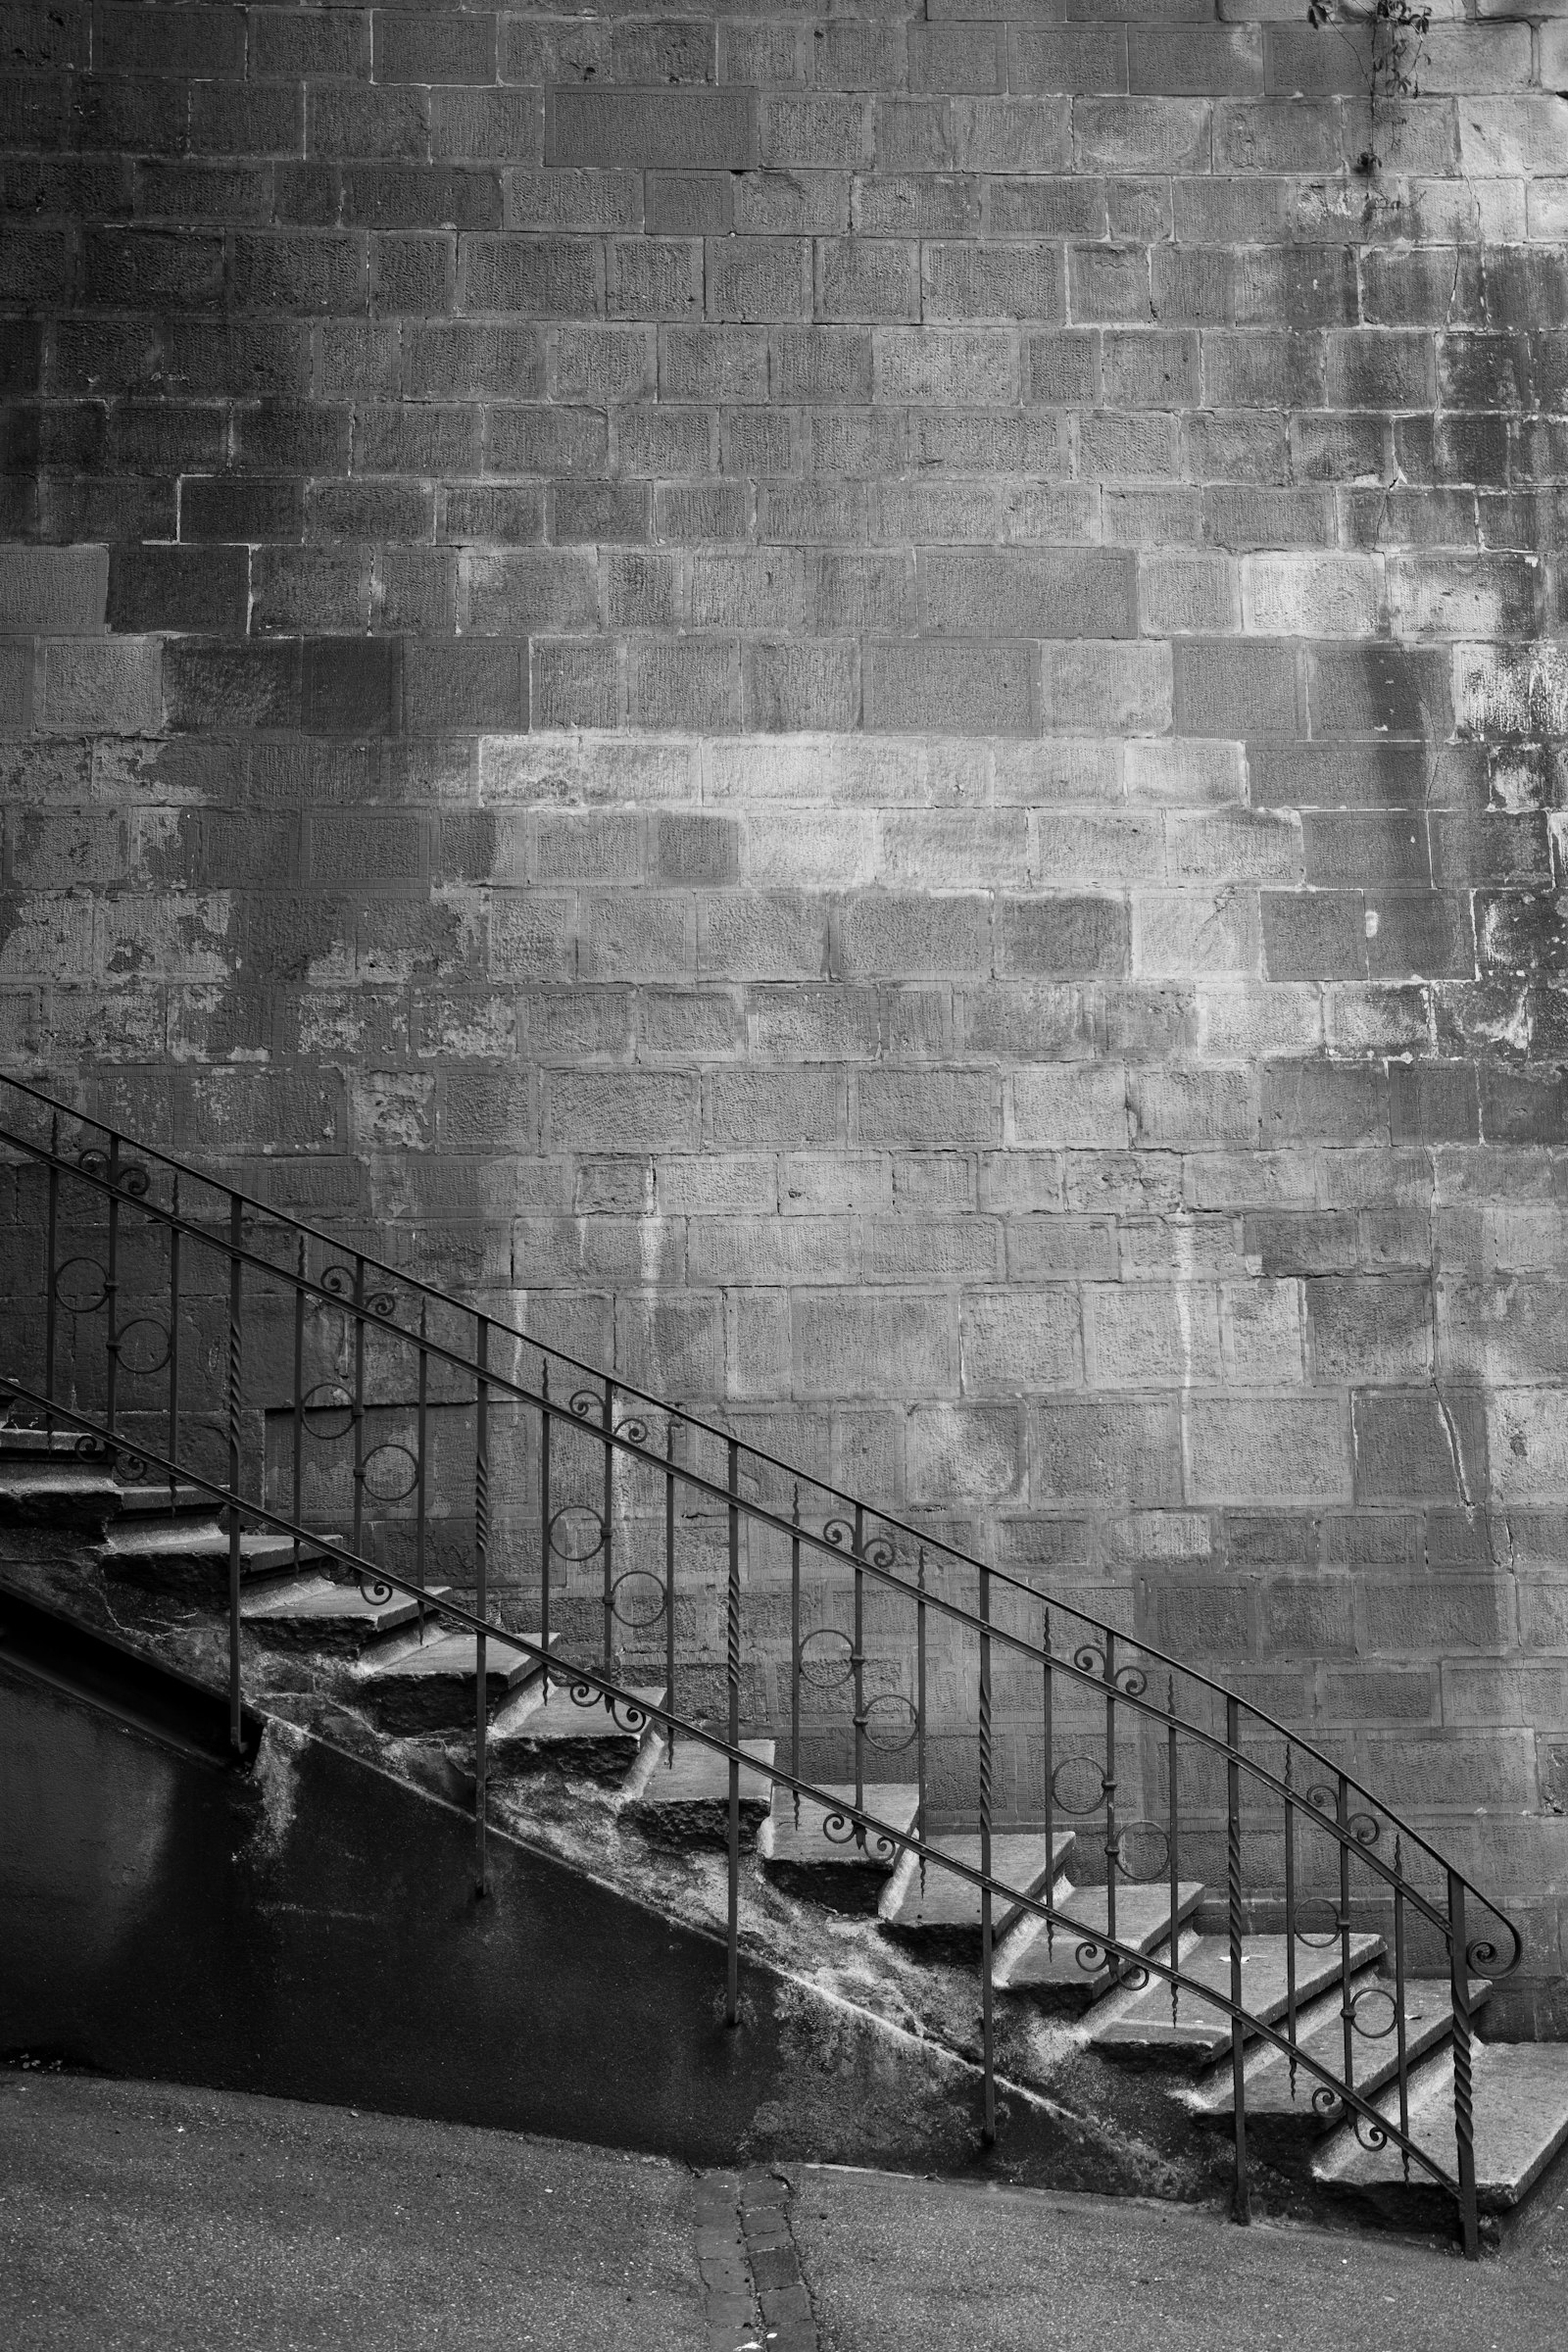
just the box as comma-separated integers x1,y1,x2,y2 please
3,0,1568,2007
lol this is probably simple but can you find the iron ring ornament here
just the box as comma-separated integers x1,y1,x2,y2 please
118,1317,172,1380
548,1502,607,1563
1113,1819,1171,1885
54,1255,109,1315
301,1383,354,1442
1052,1753,1108,1817
609,1569,667,1631
362,1443,419,1504
798,1627,855,1690
321,1263,396,1320
860,1691,919,1756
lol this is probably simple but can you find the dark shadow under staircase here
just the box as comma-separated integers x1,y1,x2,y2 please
0,1073,1562,2258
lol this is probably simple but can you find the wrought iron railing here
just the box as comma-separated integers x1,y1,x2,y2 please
0,1073,1521,2254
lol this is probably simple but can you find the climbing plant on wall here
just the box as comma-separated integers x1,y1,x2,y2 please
1308,0,1434,175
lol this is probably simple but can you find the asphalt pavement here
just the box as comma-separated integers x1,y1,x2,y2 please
4,2069,1566,2352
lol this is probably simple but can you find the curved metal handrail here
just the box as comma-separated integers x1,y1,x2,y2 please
0,1377,1466,2208
0,1070,1517,2251
0,1072,1521,1968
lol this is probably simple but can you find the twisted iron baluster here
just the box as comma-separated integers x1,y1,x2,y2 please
350,1256,367,1563
979,1558,996,2146
1168,1676,1179,2026
726,1437,741,2029
1227,1692,1250,2225
167,1177,181,1517
1449,1869,1478,2258
790,1484,801,1827
1042,1605,1053,1958
916,1549,927,1896
414,1301,428,1642
602,1372,614,1674
1395,1837,1409,2180
105,1133,122,1437
226,1195,244,1756
538,1361,550,1703
1103,1630,1119,1965
290,1235,305,1576
474,1316,490,1898
665,1411,677,1766
1284,1743,1297,2096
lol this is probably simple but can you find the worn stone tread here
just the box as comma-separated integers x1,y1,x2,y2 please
240,1572,444,1652
879,1832,1076,1945
762,1783,919,1912
1189,1974,1491,2124
998,1880,1204,1998
492,1680,665,1783
1090,1932,1386,2062
1313,2041,1568,2211
627,1738,776,1851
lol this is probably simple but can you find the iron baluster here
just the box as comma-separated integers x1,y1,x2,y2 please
226,1196,244,1757
664,1412,677,1765
43,1114,59,1437
291,1238,305,1576
1103,1630,1119,1964
538,1363,551,1705
1283,1745,1298,2096
351,1256,368,1561
414,1302,428,1642
1167,1676,1180,2026
602,1373,614,1674
1338,1775,1354,2111
1448,1869,1479,2259
979,1557,996,2147
790,1485,801,1824
726,1437,741,2029
915,1549,927,1896
474,1316,490,1899
1395,1838,1410,2180
852,1502,865,1827
167,1178,181,1516
1042,1607,1054,1958
1227,1692,1250,2225
104,1133,122,1436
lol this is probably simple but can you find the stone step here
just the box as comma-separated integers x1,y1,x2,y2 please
491,1678,665,1785
625,1738,776,1852
240,1572,448,1655
762,1783,919,1914
1089,1931,1386,2066
997,1881,1205,2008
1314,2042,1568,2219
879,1832,1077,1950
355,1625,550,1736
101,1518,341,1597
1188,1974,1492,2130
112,1482,220,1519
0,1459,121,1531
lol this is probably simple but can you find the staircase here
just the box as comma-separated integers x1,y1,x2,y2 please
0,1074,1564,2258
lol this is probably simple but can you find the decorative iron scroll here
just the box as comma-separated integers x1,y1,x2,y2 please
321,1264,396,1319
